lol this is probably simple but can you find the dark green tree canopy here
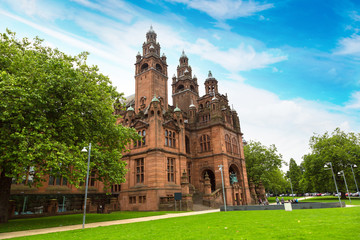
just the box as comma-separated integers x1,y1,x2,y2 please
0,29,138,190
286,158,302,194
302,128,360,194
244,140,285,193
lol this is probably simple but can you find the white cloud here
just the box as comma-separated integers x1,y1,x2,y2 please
167,0,274,20
188,38,287,72
222,81,360,168
345,91,360,109
335,34,360,55
3,0,66,20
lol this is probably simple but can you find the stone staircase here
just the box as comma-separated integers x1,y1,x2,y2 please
192,191,218,211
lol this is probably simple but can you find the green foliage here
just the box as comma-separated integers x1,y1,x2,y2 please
0,29,139,188
302,128,360,194
286,158,303,194
244,141,285,193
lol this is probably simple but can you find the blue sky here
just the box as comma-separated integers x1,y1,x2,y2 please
1,0,360,168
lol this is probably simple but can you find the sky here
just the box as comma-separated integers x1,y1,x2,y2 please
1,0,360,170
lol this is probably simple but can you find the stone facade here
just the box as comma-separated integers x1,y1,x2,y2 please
115,27,252,210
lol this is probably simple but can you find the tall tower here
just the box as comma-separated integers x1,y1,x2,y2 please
134,26,168,112
172,51,199,113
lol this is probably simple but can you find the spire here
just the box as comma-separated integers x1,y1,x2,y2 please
148,25,154,33
208,70,213,78
181,50,187,58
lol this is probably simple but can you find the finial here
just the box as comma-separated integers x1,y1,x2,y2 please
208,71,212,78
181,50,187,58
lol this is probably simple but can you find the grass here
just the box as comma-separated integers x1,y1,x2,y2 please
7,207,360,240
0,211,175,233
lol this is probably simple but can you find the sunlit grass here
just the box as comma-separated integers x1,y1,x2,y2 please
9,207,360,240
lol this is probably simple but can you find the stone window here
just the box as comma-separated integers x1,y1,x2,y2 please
167,157,175,182
232,138,239,154
136,158,144,183
187,162,191,183
165,130,176,147
139,196,146,203
225,134,232,153
129,196,136,204
111,184,121,192
49,175,67,186
134,130,146,148
200,135,211,152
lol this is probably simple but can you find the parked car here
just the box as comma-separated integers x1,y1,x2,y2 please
351,192,359,196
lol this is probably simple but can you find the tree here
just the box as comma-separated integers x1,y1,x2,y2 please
286,158,302,194
302,128,360,198
244,141,285,193
0,30,139,223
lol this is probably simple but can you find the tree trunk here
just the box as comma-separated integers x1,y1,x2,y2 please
0,172,12,223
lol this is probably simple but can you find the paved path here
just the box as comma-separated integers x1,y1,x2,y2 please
0,209,220,240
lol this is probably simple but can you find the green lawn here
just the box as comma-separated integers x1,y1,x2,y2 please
8,207,360,240
0,211,174,233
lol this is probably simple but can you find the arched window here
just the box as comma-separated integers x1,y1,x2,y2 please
141,63,149,72
176,85,184,92
156,64,162,72
206,101,210,108
225,134,232,153
200,135,211,152
190,85,195,91
165,129,176,147
232,137,239,154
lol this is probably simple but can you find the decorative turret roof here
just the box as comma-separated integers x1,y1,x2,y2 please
127,106,134,111
174,105,181,112
189,100,196,108
151,95,160,102
180,50,187,58
148,25,155,33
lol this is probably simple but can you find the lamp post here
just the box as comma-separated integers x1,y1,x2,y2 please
338,170,351,204
218,165,227,211
289,178,294,200
324,162,342,207
81,143,91,229
350,164,359,198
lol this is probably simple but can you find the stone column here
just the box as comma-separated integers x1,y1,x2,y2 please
181,170,193,211
249,180,257,204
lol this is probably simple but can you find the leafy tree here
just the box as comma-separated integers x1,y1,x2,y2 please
286,158,302,194
244,141,285,193
302,128,360,198
0,30,139,223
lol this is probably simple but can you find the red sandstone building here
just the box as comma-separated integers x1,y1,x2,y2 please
115,27,252,211
9,27,253,215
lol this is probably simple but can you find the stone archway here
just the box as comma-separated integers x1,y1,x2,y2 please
202,169,216,192
229,164,242,205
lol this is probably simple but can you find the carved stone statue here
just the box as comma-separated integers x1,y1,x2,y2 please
230,173,238,184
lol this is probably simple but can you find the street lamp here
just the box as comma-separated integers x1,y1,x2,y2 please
218,165,227,211
338,170,351,204
324,162,342,207
289,178,294,200
350,164,359,198
81,143,92,229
